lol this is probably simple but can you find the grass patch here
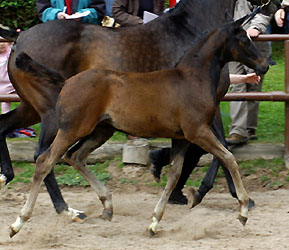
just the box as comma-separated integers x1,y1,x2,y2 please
55,161,112,186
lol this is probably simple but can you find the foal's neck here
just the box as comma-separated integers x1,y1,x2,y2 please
177,28,228,73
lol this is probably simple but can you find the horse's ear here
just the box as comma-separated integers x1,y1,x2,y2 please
225,10,234,22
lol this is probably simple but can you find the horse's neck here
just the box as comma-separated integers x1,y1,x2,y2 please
158,0,235,67
171,0,236,30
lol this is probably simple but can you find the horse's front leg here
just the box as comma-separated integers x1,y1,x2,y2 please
148,140,189,236
0,104,40,188
186,125,249,226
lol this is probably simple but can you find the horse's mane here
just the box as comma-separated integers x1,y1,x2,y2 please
167,0,235,33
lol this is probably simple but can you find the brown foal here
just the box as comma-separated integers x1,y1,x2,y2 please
10,16,268,237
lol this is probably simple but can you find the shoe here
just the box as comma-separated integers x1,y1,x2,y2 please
168,190,188,205
226,133,248,146
247,129,257,140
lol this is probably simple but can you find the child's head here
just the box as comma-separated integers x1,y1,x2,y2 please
0,36,12,54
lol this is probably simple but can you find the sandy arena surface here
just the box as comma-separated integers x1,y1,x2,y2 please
1,178,289,250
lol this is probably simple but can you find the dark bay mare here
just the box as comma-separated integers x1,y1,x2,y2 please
10,15,269,237
0,0,277,220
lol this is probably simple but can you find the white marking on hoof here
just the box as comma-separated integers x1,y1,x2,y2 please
0,174,7,189
66,207,86,222
10,216,24,237
148,217,159,236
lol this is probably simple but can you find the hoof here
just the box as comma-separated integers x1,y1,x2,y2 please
67,207,87,223
100,209,113,221
188,188,203,208
0,174,7,189
237,214,248,226
72,212,87,223
149,228,156,237
248,198,255,211
9,226,18,238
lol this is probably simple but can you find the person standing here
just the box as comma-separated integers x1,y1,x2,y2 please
0,38,14,114
274,0,289,32
112,0,165,27
36,0,106,24
226,0,272,145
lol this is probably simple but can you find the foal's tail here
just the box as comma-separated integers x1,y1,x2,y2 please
15,52,65,88
0,26,19,43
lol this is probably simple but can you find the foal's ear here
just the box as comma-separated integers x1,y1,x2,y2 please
225,10,234,22
233,15,248,29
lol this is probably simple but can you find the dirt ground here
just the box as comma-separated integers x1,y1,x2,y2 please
1,164,289,250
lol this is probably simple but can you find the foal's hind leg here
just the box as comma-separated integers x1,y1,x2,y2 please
64,125,114,221
186,125,249,225
148,140,189,236
35,111,86,220
10,129,81,237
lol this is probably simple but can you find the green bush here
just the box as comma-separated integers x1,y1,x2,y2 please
0,0,40,30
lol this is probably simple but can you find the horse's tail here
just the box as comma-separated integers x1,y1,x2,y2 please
15,52,65,88
0,26,19,42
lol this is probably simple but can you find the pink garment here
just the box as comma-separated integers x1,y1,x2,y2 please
0,45,15,94
0,45,15,114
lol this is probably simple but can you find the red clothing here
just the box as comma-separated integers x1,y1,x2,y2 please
65,0,72,14
169,0,176,8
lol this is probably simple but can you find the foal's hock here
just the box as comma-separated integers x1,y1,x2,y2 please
10,16,268,237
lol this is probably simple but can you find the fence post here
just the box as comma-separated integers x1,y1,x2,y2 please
284,40,289,168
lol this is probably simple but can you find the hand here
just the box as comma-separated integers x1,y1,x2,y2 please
244,73,261,84
247,28,260,38
57,12,69,20
275,8,285,27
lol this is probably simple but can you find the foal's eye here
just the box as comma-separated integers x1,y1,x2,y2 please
239,36,250,45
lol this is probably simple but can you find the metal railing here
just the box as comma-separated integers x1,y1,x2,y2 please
1,35,289,165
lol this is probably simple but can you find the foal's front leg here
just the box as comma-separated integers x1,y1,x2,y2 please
148,140,189,236
186,125,249,225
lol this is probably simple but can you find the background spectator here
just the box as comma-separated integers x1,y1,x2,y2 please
36,0,106,24
0,38,15,114
112,0,165,27
226,0,272,146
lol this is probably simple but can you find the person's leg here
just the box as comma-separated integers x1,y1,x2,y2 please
247,74,263,139
227,62,248,145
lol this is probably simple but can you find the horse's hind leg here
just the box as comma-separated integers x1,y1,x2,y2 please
64,125,114,221
186,125,249,225
148,139,189,236
10,129,81,237
0,103,40,188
